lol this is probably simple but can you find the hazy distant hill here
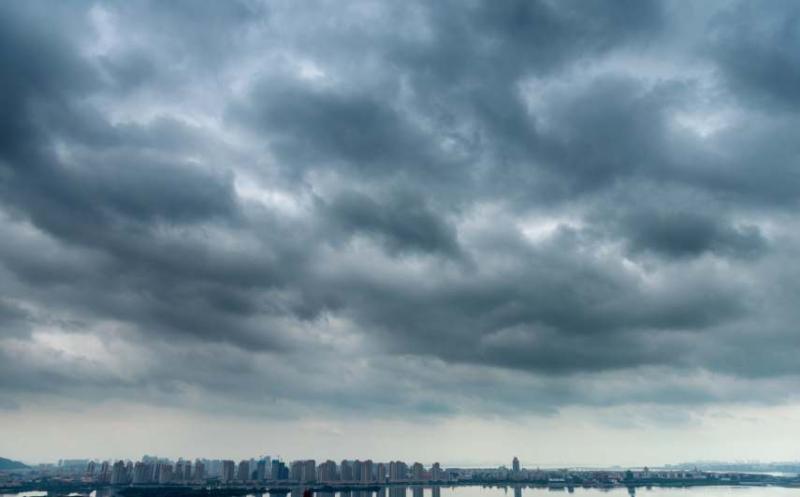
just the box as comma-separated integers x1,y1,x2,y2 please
0,457,28,470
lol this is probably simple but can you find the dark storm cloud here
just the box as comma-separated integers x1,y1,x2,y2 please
708,1,800,110
621,210,766,259
2,0,800,419
334,226,748,375
0,2,238,231
319,190,461,257
233,82,444,180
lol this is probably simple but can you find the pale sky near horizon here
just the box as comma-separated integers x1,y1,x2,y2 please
3,0,800,466
7,403,800,466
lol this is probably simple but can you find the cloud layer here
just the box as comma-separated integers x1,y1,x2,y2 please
3,0,800,440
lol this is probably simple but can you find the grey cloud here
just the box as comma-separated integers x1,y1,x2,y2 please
320,190,462,257
708,1,800,110
0,5,239,233
231,81,450,182
531,77,679,195
0,299,33,338
622,210,766,259
2,0,800,422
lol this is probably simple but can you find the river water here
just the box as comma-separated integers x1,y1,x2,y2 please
6,487,800,497
274,486,800,497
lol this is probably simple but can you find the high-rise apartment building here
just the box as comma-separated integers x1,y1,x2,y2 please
237,460,251,482
158,464,173,484
340,460,353,481
194,461,206,481
271,460,287,481
431,462,443,481
389,461,408,482
207,460,222,478
110,460,128,485
290,461,303,481
302,460,316,483
221,460,236,483
318,460,337,482
255,459,266,481
411,462,424,481
174,461,187,482
99,461,110,483
361,460,373,482
132,462,151,484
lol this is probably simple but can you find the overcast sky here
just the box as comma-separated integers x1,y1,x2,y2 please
3,0,800,467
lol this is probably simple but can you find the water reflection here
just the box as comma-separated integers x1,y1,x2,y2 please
8,485,800,497
333,486,800,497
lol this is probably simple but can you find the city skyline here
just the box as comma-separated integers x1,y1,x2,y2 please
5,455,799,497
4,0,800,466
12,453,800,476
0,455,738,482
6,454,796,492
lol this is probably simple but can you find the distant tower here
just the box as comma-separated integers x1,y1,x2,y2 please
512,457,520,473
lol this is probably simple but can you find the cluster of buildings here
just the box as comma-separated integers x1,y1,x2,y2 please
85,457,207,485
80,457,450,485
3,457,789,492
